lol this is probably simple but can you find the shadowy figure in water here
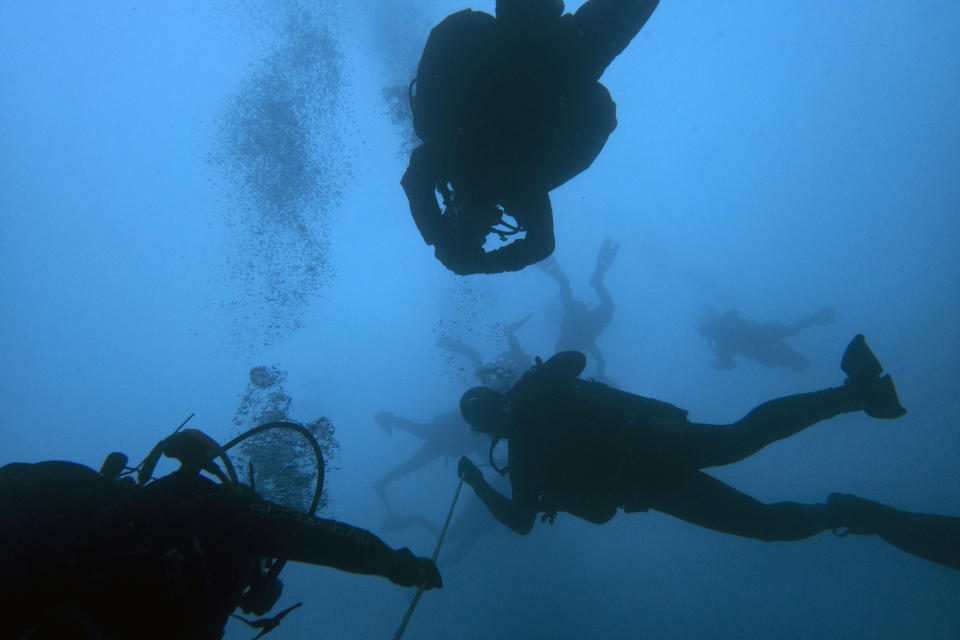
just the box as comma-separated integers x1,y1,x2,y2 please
698,306,836,372
827,493,960,571
539,238,619,381
402,0,660,274
456,335,906,546
0,430,441,640
372,410,486,511
382,492,500,567
437,314,535,393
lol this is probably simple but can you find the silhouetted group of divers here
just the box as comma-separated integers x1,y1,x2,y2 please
4,1,956,638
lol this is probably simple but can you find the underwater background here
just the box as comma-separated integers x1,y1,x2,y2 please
2,1,958,638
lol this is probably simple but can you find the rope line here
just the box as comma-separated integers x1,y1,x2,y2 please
392,477,465,640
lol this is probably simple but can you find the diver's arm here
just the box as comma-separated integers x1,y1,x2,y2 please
436,219,555,275
573,0,660,79
875,510,960,571
458,458,535,535
503,314,532,365
245,500,441,589
379,413,436,440
539,257,574,307
436,193,555,275
401,145,446,247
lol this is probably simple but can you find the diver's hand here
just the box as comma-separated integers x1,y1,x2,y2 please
458,456,483,487
391,548,443,590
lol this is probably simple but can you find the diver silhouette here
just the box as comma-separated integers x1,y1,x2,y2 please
456,335,906,544
372,409,486,511
698,305,836,371
1,428,441,640
539,237,619,381
401,0,660,274
436,313,535,393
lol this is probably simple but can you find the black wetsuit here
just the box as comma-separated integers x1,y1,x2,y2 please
402,0,659,274
464,351,868,541
1,461,433,639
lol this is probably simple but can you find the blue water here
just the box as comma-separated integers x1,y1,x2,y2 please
2,1,958,638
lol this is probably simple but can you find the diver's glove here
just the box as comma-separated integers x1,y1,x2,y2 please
391,547,443,590
457,456,484,487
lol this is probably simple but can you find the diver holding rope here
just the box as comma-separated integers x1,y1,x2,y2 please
0,421,441,640
456,336,915,548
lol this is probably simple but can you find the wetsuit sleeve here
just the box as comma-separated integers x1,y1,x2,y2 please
462,462,536,535
572,0,660,80
240,501,436,587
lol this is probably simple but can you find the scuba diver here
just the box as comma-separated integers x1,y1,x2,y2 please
436,313,535,393
698,305,836,371
539,237,619,381
401,0,660,274
372,409,486,511
456,335,907,546
1,425,441,640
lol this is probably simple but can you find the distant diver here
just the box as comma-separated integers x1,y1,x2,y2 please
698,305,836,371
372,409,486,511
457,335,907,546
402,0,660,274
539,237,619,381
1,425,441,639
437,313,535,392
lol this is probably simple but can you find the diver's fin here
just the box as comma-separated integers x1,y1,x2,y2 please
841,335,906,419
841,334,883,379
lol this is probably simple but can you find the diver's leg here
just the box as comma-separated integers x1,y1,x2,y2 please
383,416,437,441
538,255,575,308
673,387,859,469
587,240,616,337
373,442,446,507
785,306,837,335
573,0,660,80
675,335,905,468
648,471,839,541
435,335,485,370
827,493,960,571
